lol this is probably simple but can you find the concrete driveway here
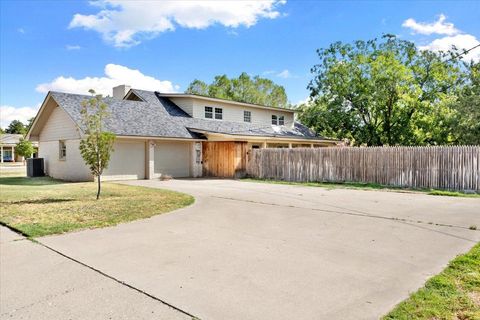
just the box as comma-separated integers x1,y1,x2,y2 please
38,179,480,320
0,226,190,320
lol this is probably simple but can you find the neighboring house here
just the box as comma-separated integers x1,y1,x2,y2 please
0,134,38,163
26,85,338,181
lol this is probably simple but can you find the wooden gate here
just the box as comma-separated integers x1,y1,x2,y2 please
202,142,248,178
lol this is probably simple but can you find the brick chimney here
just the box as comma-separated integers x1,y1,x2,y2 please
112,85,131,100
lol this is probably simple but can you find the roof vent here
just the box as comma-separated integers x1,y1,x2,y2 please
112,85,131,100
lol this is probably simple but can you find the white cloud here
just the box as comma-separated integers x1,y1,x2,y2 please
36,63,178,96
402,14,459,35
66,45,81,50
263,69,294,78
227,29,239,36
277,69,291,79
69,0,286,47
402,14,480,62
419,34,480,62
0,105,40,129
17,28,25,34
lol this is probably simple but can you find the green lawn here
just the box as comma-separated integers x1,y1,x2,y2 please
0,173,194,237
383,243,480,320
241,178,480,198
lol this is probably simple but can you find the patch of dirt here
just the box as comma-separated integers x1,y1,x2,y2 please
468,291,480,307
454,312,470,320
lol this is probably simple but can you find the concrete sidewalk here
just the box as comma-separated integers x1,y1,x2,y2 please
0,226,191,320
38,179,480,320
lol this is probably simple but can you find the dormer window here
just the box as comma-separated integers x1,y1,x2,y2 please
214,107,223,120
244,111,251,122
272,115,285,126
205,106,213,119
272,115,278,125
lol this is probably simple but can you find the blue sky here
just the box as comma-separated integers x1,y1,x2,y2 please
1,0,479,128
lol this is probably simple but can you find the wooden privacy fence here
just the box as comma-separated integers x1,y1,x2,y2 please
247,146,480,192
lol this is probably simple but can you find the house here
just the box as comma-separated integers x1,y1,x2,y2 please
26,85,338,181
0,134,38,163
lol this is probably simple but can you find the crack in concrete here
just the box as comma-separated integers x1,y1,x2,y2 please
201,183,477,229
1,224,200,320
38,241,201,320
211,195,478,243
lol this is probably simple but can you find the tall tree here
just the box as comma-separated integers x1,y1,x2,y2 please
449,62,480,145
186,79,209,96
5,120,27,135
299,35,466,146
79,90,116,200
186,72,289,108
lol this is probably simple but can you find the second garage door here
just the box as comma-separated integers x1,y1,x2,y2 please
103,140,145,180
154,141,191,178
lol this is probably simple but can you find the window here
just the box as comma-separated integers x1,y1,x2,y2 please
59,140,66,160
244,110,251,122
272,115,278,125
205,106,213,119
215,107,223,120
272,115,285,126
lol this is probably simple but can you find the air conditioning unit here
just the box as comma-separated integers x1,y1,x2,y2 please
27,158,45,177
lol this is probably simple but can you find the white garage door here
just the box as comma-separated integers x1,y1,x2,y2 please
103,140,145,180
155,141,191,178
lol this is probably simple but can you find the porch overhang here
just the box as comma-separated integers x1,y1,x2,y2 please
188,128,339,145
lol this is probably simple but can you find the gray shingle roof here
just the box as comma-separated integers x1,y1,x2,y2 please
0,134,24,145
50,90,332,141
51,91,197,138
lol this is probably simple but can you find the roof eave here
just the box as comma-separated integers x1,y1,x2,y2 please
157,92,296,113
188,128,338,143
25,92,53,141
115,134,206,141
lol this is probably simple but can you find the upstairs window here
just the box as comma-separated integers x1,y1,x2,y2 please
272,115,285,126
272,115,278,125
244,110,251,123
215,107,223,120
205,106,213,119
59,140,66,160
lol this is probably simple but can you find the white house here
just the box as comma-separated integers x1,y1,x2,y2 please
26,85,337,181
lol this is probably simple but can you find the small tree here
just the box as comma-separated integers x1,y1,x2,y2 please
15,138,34,161
79,89,115,199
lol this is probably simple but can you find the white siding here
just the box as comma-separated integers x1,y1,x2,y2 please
37,106,90,181
154,141,191,177
169,97,194,116
39,106,80,141
103,140,145,181
171,97,295,129
39,139,93,181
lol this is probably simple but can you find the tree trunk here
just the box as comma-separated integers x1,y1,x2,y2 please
96,175,101,200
